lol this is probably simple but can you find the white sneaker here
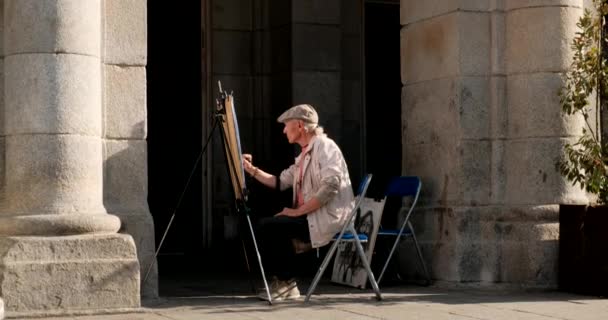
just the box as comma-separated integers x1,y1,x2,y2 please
257,278,300,301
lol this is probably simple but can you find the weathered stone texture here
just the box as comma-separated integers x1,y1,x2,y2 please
341,0,361,35
104,137,155,298
0,235,140,312
504,138,588,205
213,31,252,75
1,135,106,217
104,65,146,139
293,24,341,71
4,0,101,56
505,6,581,74
293,0,340,24
5,54,101,136
400,0,492,25
292,71,341,136
104,0,146,65
400,0,586,287
505,0,582,11
397,206,559,285
401,14,459,83
104,140,149,213
213,0,252,30
507,73,585,138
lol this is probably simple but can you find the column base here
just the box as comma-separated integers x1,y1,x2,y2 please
0,234,140,314
0,214,121,236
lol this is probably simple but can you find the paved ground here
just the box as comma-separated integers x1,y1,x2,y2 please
14,279,608,320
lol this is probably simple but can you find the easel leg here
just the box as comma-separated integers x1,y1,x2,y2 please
245,214,273,304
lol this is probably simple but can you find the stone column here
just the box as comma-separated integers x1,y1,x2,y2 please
400,0,585,286
0,0,139,314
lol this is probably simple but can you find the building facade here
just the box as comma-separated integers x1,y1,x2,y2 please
0,0,593,316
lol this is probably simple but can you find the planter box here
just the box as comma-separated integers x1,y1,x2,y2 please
559,205,608,297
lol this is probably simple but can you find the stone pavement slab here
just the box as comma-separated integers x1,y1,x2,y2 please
22,284,607,320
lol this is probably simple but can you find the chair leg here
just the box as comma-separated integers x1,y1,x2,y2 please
353,230,382,301
409,222,431,285
304,236,342,302
245,214,273,304
377,231,404,285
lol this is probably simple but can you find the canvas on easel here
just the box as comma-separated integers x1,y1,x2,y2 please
331,197,385,289
218,92,246,201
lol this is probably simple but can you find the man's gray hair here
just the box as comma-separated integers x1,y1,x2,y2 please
303,122,324,135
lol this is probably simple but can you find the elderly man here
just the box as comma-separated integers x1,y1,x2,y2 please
243,104,355,301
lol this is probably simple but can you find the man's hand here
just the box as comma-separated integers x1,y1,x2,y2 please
275,207,301,217
242,153,255,174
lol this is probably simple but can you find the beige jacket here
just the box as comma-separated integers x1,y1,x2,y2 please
279,134,355,248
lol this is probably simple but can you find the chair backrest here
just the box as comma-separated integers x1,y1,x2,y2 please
337,174,373,236
385,176,421,198
383,176,421,227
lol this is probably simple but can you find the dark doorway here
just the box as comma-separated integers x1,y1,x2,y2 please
364,1,402,199
147,1,204,280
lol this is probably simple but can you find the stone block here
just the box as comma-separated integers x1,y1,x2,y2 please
0,59,4,136
504,137,589,205
1,135,105,216
292,71,341,128
403,140,491,206
0,234,140,313
402,11,490,83
112,212,157,299
293,0,340,25
460,141,492,205
104,65,147,139
104,0,147,65
401,14,459,84
293,24,341,71
491,11,506,75
490,139,507,204
341,0,362,35
4,54,101,136
459,13,491,76
4,0,101,56
507,73,585,138
267,0,290,28
403,142,461,206
254,29,291,74
505,6,582,74
401,0,491,25
402,77,490,143
399,205,560,285
342,35,361,79
341,80,362,121
213,0,252,30
104,140,149,213
505,0,582,11
213,30,252,75
0,3,4,58
490,76,507,139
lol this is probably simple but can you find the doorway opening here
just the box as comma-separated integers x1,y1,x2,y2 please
364,1,403,226
147,1,206,286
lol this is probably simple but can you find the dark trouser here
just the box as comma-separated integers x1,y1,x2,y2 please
257,215,310,281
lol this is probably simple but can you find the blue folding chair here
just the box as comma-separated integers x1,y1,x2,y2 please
305,174,382,302
377,176,431,285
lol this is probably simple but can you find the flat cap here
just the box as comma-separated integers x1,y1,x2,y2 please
277,104,319,124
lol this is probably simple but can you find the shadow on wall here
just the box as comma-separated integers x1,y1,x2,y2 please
103,120,158,298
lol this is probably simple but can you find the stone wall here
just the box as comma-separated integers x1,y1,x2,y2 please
399,0,587,286
102,0,156,298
